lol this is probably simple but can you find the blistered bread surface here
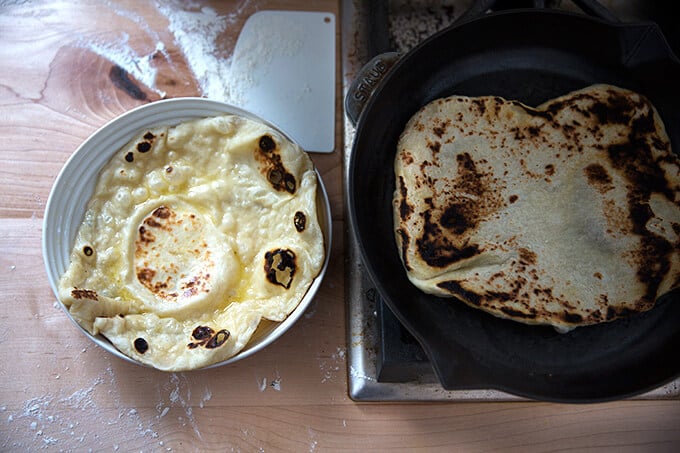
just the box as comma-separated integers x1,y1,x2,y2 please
59,115,325,370
394,84,680,330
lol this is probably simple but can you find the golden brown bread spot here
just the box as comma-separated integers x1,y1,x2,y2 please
432,119,452,139
71,288,98,300
428,140,441,153
584,163,614,193
400,150,414,165
518,248,537,265
134,206,213,301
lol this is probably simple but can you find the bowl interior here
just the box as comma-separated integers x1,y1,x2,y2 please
42,98,332,369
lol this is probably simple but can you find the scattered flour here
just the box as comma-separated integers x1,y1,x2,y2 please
156,3,227,100
199,386,213,409
256,370,282,392
61,0,327,132
70,0,170,99
348,365,376,382
319,347,346,384
155,373,200,440
2,365,217,450
304,297,319,319
307,427,319,452
63,1,255,102
270,376,282,392
257,377,268,392
79,35,167,98
1,374,159,451
156,0,254,104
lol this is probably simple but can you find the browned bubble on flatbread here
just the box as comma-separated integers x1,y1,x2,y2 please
134,205,214,302
394,84,680,330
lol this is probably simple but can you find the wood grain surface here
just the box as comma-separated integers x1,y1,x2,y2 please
1,1,679,451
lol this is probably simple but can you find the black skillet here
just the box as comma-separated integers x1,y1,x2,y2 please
346,1,680,402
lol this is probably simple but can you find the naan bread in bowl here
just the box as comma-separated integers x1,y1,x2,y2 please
58,114,326,370
394,84,680,332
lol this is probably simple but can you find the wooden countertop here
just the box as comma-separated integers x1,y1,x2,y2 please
1,1,679,450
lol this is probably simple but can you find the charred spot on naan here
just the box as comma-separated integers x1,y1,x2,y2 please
123,131,163,164
134,337,149,354
255,134,297,194
264,248,297,289
411,151,506,268
416,208,481,268
438,153,498,235
397,176,413,221
603,109,677,307
631,235,674,304
294,211,307,232
187,325,230,350
396,227,412,271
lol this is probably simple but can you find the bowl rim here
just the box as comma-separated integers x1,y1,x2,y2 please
42,97,332,370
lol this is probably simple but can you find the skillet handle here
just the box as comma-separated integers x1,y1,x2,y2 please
344,52,400,127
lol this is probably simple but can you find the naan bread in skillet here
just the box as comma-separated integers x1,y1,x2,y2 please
59,115,325,370
394,84,680,331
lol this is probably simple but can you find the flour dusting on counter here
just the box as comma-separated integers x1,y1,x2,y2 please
0,363,220,449
2,373,159,450
319,347,346,383
156,1,244,102
156,373,204,440
71,0,171,99
66,1,256,103
78,34,167,97
257,370,283,392
62,1,334,151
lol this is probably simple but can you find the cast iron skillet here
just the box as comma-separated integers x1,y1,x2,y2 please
347,6,680,402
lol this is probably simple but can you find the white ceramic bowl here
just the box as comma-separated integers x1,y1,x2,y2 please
42,98,332,369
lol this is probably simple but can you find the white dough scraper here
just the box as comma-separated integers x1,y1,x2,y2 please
230,10,336,153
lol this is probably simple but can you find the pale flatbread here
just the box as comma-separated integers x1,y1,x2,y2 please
394,84,680,330
59,115,325,370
